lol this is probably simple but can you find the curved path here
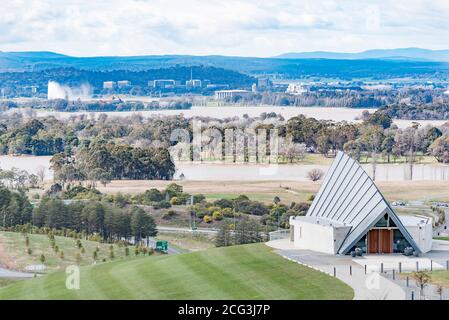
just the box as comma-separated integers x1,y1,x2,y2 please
266,239,406,300
0,267,34,278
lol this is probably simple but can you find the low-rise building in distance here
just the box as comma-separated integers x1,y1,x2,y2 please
214,89,252,100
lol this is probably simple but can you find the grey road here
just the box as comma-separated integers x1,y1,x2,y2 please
0,267,34,278
157,226,219,235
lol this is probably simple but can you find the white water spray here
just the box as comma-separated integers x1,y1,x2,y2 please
47,81,92,100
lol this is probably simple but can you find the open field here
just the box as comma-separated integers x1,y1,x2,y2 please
96,180,449,204
0,232,132,273
0,243,353,300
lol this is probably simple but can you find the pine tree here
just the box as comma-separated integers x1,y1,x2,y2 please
215,223,231,247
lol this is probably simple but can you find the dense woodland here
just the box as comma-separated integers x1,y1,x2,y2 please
377,103,449,120
0,186,157,242
0,109,449,179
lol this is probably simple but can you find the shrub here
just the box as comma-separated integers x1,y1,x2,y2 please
60,250,64,259
193,194,206,204
142,188,164,203
213,198,234,209
153,200,171,209
203,215,213,223
125,247,130,256
221,208,234,217
40,254,46,264
162,210,177,220
307,169,324,181
27,248,32,255
212,211,224,221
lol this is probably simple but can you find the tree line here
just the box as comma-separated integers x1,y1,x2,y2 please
0,186,157,243
1,109,449,170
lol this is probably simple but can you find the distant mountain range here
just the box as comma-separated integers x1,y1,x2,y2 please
1,49,449,80
274,48,449,61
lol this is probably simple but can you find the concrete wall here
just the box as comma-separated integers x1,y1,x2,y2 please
291,219,337,254
406,224,433,253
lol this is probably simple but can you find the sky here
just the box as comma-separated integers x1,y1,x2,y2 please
1,0,449,57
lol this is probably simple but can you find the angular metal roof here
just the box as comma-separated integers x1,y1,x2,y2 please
306,151,421,254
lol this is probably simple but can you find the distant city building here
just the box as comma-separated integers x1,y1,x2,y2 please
257,78,272,89
203,80,211,87
117,80,131,88
24,86,38,94
206,84,229,90
286,83,307,95
103,81,116,89
215,89,252,100
152,80,176,89
186,79,202,88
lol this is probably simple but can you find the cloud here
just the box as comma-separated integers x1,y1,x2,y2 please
0,0,448,57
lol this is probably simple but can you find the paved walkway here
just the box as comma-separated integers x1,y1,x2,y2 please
267,239,405,300
0,267,34,278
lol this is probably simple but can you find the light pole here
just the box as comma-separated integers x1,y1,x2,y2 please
233,207,236,245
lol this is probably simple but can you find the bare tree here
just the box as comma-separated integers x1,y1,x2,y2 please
281,139,306,163
307,169,324,182
35,165,46,183
411,271,430,300
371,152,378,181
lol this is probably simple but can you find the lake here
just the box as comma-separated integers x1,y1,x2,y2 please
1,155,448,182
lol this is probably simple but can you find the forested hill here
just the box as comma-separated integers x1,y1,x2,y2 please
1,51,449,80
0,66,255,94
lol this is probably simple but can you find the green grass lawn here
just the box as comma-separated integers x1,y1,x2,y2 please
434,237,449,241
0,231,131,273
426,271,449,288
0,243,353,300
0,278,21,288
